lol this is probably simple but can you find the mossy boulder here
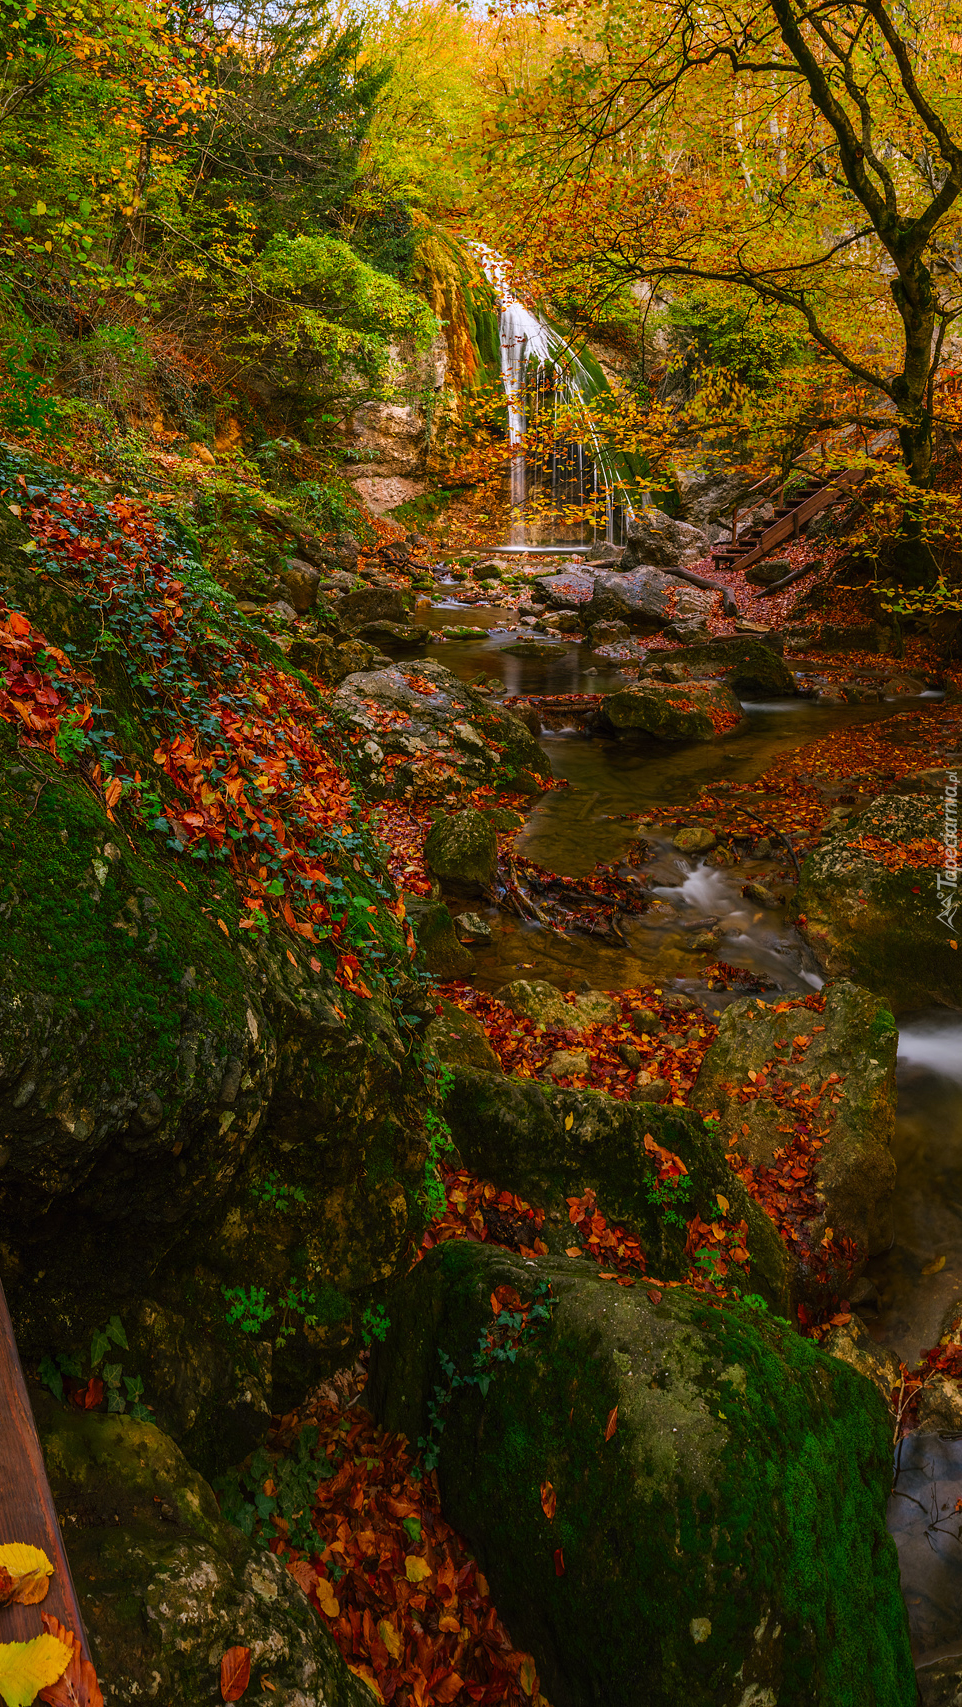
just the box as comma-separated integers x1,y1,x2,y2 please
496,980,619,1030
584,569,716,634
403,896,474,976
443,1068,791,1311
332,662,551,801
424,1000,502,1074
692,982,898,1268
424,808,497,894
36,1396,374,1707
369,1241,914,1707
795,792,961,1009
597,680,745,742
645,636,796,697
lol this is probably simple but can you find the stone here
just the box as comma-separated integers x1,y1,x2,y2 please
369,1241,913,1707
269,600,298,624
282,560,321,613
628,1005,664,1035
531,568,596,609
821,1316,902,1408
641,636,795,697
424,809,498,894
331,662,551,801
671,461,745,529
499,639,568,659
357,620,430,647
403,897,474,977
629,1079,671,1103
547,1048,590,1078
915,1374,962,1433
673,827,717,854
795,792,962,1010
337,586,406,632
588,619,630,646
692,982,899,1279
621,506,709,568
585,569,718,634
598,679,745,742
744,557,792,587
742,880,781,906
441,1068,790,1304
883,674,927,697
496,981,619,1032
424,999,501,1074
454,911,492,942
36,1398,374,1707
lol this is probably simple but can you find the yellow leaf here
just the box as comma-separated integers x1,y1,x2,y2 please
405,1555,432,1583
0,1543,53,1607
716,1194,729,1216
564,1113,574,1131
315,1576,340,1619
923,1255,947,1275
377,1619,402,1661
0,1634,72,1706
519,1655,538,1697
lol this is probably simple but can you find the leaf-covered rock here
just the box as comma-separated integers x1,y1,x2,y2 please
369,1241,914,1707
795,792,960,1009
597,679,745,742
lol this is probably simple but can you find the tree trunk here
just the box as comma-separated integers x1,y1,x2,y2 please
890,258,936,488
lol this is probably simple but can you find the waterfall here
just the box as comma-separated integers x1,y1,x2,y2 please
473,245,630,548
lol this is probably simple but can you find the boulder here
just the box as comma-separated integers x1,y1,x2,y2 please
496,980,619,1031
424,808,498,894
443,1067,790,1305
356,621,430,648
281,560,321,613
640,636,795,697
673,827,717,855
36,1398,375,1707
821,1316,902,1407
337,586,406,632
597,679,745,742
621,506,709,568
424,1000,501,1074
692,982,899,1269
745,557,792,587
671,461,745,529
795,793,962,1010
588,620,630,646
531,568,596,609
454,910,492,942
331,663,552,801
585,569,718,634
370,1241,914,1707
403,897,474,977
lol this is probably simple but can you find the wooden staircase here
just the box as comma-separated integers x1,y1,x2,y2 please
711,464,867,575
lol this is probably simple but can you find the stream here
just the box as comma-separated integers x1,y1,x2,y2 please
402,605,962,1667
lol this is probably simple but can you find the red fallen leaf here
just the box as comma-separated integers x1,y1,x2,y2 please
553,1547,565,1576
220,1646,251,1701
38,1615,104,1706
490,1285,523,1316
604,1406,618,1442
71,1375,104,1410
647,1289,663,1305
8,611,31,638
540,1481,556,1521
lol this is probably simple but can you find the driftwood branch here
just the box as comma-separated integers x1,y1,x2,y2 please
657,564,740,619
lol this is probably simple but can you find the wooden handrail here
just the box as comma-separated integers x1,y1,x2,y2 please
0,1277,91,1652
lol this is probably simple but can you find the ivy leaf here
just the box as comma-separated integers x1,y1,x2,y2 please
89,1329,110,1367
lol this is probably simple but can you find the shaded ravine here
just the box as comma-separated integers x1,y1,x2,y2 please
399,618,962,1669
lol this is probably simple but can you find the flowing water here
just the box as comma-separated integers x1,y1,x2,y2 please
404,620,962,1662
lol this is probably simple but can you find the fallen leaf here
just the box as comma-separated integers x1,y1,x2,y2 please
540,1481,556,1521
37,1617,104,1707
405,1556,432,1584
104,777,122,810
377,1620,402,1662
923,1256,947,1276
0,1635,72,1707
716,1194,729,1216
604,1406,618,1442
564,1113,574,1131
553,1548,565,1576
315,1577,340,1618
519,1655,538,1697
564,1246,582,1258
0,1544,54,1607
220,1645,251,1701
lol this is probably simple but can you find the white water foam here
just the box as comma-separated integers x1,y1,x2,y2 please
897,1020,962,1081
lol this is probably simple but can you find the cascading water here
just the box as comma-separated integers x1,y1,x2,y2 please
474,245,631,548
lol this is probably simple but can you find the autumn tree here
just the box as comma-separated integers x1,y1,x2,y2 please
482,0,962,492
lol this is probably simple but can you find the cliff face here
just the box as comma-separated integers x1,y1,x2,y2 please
0,453,430,1464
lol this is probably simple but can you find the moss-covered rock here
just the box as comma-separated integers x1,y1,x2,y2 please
692,982,898,1264
597,680,745,742
36,1396,375,1707
369,1241,914,1707
424,809,497,894
645,636,796,697
403,896,474,976
496,980,619,1029
443,1068,791,1310
424,1000,501,1074
795,792,961,1009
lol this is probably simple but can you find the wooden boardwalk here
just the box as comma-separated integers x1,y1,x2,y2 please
711,465,867,574
0,1278,91,1649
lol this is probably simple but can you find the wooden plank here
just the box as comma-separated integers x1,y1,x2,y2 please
712,468,866,574
0,1276,91,1650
